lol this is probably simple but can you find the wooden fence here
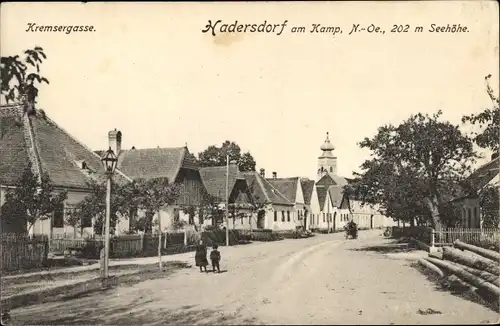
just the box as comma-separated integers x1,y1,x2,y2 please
49,232,187,258
1,234,49,272
433,228,500,249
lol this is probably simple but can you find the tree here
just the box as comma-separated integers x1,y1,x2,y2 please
479,184,499,229
348,111,477,229
198,141,256,172
68,179,135,235
199,192,225,228
1,47,49,112
1,164,67,234
133,177,181,270
462,74,500,153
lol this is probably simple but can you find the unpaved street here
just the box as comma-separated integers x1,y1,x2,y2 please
9,230,499,325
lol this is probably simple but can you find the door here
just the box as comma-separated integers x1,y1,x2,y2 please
257,210,266,229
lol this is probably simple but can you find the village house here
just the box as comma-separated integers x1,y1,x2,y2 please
267,174,307,230
243,169,294,230
328,186,350,231
300,178,318,230
0,103,132,238
315,185,337,231
451,154,499,229
99,130,207,234
198,164,254,229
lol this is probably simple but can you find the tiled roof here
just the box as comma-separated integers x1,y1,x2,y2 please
316,185,329,211
468,157,499,191
0,114,30,185
199,164,243,201
242,172,292,206
266,177,300,203
114,146,195,183
317,173,349,187
300,179,315,205
328,186,344,208
0,104,132,188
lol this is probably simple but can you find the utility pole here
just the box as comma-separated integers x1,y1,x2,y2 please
225,154,229,246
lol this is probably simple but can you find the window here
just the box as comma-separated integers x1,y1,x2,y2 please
323,213,325,222
53,203,64,228
281,211,285,222
317,215,319,224
330,167,333,172
468,208,472,228
274,211,277,222
334,212,337,222
173,208,180,222
287,211,290,222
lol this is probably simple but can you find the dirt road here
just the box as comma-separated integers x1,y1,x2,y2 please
9,230,499,325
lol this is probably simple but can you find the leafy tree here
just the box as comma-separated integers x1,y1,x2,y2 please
462,74,500,153
347,111,477,229
1,164,67,234
68,179,135,235
1,47,49,112
198,141,256,172
199,192,225,228
133,177,181,269
479,184,499,229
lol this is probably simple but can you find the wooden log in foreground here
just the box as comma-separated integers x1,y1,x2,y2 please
457,263,500,288
419,258,445,277
453,239,500,263
428,251,443,260
442,247,500,276
426,257,500,297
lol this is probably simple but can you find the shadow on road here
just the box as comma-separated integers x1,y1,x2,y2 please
11,261,264,325
14,300,263,325
348,240,418,254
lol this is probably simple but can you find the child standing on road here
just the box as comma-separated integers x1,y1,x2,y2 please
210,244,221,273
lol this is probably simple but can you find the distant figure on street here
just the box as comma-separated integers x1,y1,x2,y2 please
210,244,221,273
195,240,208,272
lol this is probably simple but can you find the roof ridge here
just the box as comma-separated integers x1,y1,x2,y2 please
42,114,133,182
122,146,186,152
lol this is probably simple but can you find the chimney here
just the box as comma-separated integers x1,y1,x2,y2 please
272,172,277,179
260,168,265,178
108,128,122,155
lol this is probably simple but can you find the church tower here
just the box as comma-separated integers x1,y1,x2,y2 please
317,132,337,179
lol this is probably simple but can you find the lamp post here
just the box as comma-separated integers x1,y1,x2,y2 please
100,147,118,280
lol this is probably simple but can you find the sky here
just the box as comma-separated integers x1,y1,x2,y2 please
1,1,499,180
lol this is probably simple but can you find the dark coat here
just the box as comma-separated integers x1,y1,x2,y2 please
195,245,209,267
210,249,221,262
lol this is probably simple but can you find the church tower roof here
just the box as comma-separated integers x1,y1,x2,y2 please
320,132,335,151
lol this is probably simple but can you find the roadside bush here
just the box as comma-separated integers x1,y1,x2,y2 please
202,229,242,246
249,230,283,242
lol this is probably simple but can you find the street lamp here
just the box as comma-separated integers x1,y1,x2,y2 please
100,147,118,280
